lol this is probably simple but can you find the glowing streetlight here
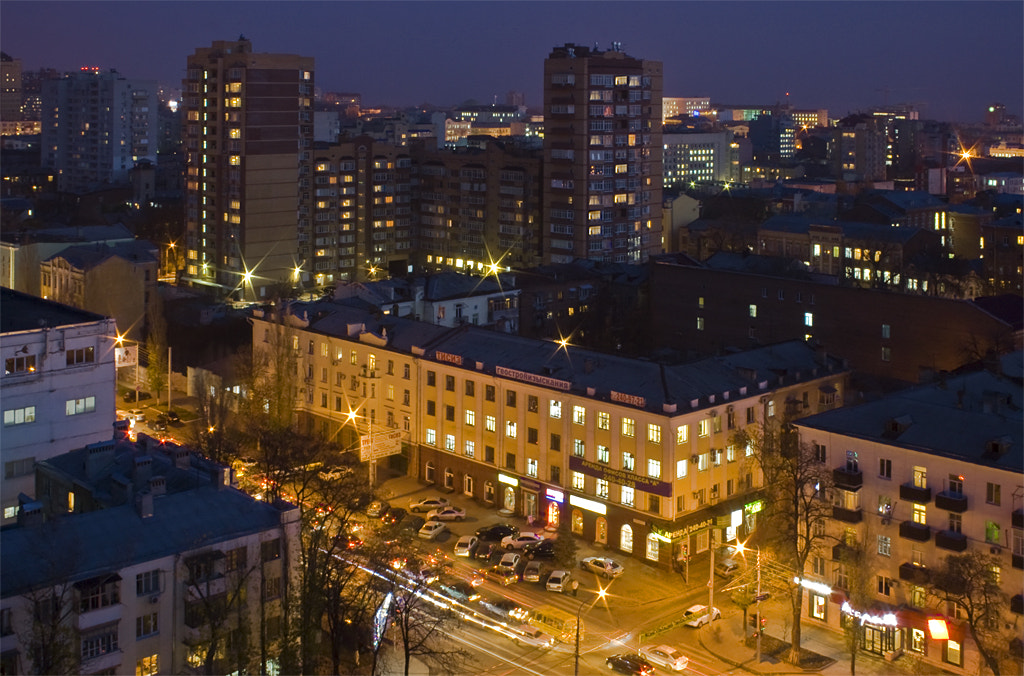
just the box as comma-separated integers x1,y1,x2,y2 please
575,586,608,676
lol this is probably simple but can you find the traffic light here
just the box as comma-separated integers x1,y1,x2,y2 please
759,617,767,636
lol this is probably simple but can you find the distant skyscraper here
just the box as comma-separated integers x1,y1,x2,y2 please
40,68,158,193
543,43,663,264
0,52,22,124
182,38,314,299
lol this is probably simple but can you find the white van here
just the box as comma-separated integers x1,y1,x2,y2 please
715,558,740,579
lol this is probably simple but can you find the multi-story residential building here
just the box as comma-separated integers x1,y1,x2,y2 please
790,108,829,130
662,97,710,121
0,288,117,524
980,212,1023,292
543,43,663,264
0,433,300,675
649,254,1021,385
793,361,1023,675
831,114,888,183
252,302,849,569
0,52,22,130
181,38,314,299
662,129,734,187
749,111,796,163
40,68,158,193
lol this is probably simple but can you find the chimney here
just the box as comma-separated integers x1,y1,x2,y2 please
135,490,153,519
110,474,131,504
209,466,229,490
85,441,116,480
133,455,153,487
148,476,166,496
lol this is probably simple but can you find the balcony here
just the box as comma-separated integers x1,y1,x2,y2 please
832,505,863,523
898,562,929,585
935,492,968,513
899,520,931,542
832,467,863,489
935,530,968,552
1012,509,1023,529
900,482,931,503
832,542,856,561
77,603,122,631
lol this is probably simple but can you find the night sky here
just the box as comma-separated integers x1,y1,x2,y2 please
2,1,1021,122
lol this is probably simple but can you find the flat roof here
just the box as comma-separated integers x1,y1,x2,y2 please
1,287,109,334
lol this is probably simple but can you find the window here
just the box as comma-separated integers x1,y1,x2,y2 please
261,539,280,562
4,457,34,479
465,410,475,426
879,458,892,479
622,452,635,472
846,450,859,472
426,371,436,386
597,411,610,430
549,400,562,418
505,421,517,438
550,433,561,451
698,419,709,437
403,390,411,406
594,478,610,499
647,424,661,443
485,415,496,432
812,556,826,577
676,425,688,444
445,434,455,451
881,323,891,339
136,612,158,639
5,354,36,374
425,428,436,445
485,446,495,463
804,312,813,327
506,390,517,407
66,396,96,416
749,304,757,318
527,459,538,477
226,547,246,572
445,405,455,422
766,400,775,417
597,445,609,463
465,380,475,396
913,466,927,488
881,346,891,362
876,575,892,596
136,654,158,676
697,453,709,471
910,586,927,608
445,375,455,391
647,459,661,478
573,439,585,457
621,417,635,437
945,639,962,666
80,578,120,613
834,564,849,589
262,576,281,600
464,440,475,457
909,628,925,653
697,317,704,331
572,405,586,425
912,503,926,525
621,486,635,507
3,406,36,426
403,364,410,379
485,385,495,401
426,401,436,416
81,623,119,660
572,472,585,490
527,395,538,412
986,482,1001,505
877,535,891,557
948,473,963,495
66,347,95,366
550,466,561,485
949,512,962,533
136,570,160,596
985,521,1000,544
676,458,688,478
528,427,538,444
746,406,755,424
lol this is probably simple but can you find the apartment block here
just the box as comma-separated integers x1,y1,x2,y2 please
543,43,663,264
1,288,117,525
663,129,734,187
794,361,1023,674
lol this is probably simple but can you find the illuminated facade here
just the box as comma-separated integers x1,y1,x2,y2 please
252,303,849,568
182,38,314,298
543,43,664,264
795,365,1023,674
663,97,710,122
662,130,733,187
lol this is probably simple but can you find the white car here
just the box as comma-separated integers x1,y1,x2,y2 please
417,520,448,540
545,569,574,593
453,535,479,557
128,408,145,422
682,604,721,627
579,556,624,579
511,625,554,649
501,532,544,550
409,496,450,513
427,505,466,521
639,644,689,671
497,552,521,573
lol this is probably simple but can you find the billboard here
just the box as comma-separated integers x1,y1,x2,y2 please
359,430,403,462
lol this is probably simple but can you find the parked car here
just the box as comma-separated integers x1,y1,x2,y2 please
546,569,574,593
523,538,556,560
485,566,519,586
497,552,521,574
122,390,152,402
152,416,168,432
398,515,426,535
427,505,466,521
682,604,721,627
453,535,479,557
606,653,655,676
522,560,544,583
128,408,145,423
501,532,544,551
333,532,364,551
715,558,740,579
367,500,390,518
511,625,554,649
418,520,448,540
580,556,624,579
474,541,501,562
166,410,180,423
382,506,406,525
639,644,689,671
409,496,450,513
475,523,519,541
478,595,527,622
438,578,479,603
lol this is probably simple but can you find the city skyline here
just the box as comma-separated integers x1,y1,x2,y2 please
2,1,1021,122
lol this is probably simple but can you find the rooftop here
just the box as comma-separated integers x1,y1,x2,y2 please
0,287,109,334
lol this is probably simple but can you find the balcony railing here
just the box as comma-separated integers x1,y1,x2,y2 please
832,467,863,489
899,520,931,542
935,530,968,552
935,492,968,513
1012,509,1023,529
898,562,929,585
832,505,863,523
899,482,931,503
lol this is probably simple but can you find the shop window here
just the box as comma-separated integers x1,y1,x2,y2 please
425,461,435,483
463,474,474,496
572,509,584,535
444,468,454,490
811,594,827,620
646,533,659,561
620,524,633,553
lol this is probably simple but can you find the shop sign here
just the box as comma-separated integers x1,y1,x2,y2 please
569,456,671,497
498,473,518,486
495,365,571,391
545,488,564,503
610,390,646,408
434,350,463,366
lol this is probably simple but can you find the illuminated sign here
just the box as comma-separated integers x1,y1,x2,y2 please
569,456,671,497
651,517,715,541
744,500,763,515
928,618,949,640
372,592,394,650
610,390,646,408
569,494,607,515
794,577,833,597
495,365,571,391
434,351,463,366
359,430,403,462
115,344,138,367
840,601,898,627
498,473,518,486
546,488,564,503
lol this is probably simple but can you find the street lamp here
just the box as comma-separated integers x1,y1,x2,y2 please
736,541,764,662
575,585,607,676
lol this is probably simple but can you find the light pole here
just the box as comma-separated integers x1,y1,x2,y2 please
574,586,606,676
737,541,764,662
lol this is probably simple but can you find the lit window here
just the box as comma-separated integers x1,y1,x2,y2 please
647,423,661,443
912,503,926,525
445,434,455,451
573,405,586,425
485,415,496,432
877,535,891,556
676,425,688,443
425,429,436,446
465,410,475,426
622,452,635,472
549,400,562,418
749,304,757,318
647,459,661,478
597,445,609,463
804,312,813,327
464,440,475,457
596,479,609,498
506,421,517,438
676,458,688,478
572,472,585,490
698,419,709,437
621,418,635,437
527,459,538,477
621,486,635,507
597,411,610,430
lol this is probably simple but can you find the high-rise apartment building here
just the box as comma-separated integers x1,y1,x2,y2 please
40,68,158,193
543,43,663,264
0,52,22,126
182,39,314,299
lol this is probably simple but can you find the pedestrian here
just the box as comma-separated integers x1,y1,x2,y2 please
527,514,534,526
571,579,579,597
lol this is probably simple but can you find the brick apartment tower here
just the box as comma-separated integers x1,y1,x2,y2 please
182,38,314,299
542,43,664,264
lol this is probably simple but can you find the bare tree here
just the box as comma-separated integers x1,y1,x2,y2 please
145,293,168,403
833,530,874,675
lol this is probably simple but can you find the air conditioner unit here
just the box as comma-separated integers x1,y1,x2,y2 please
990,546,1002,555
690,454,700,464
149,595,160,604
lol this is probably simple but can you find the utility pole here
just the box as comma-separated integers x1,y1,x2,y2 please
167,346,172,412
708,528,715,614
756,548,762,662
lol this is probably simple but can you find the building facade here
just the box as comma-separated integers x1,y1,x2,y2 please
663,129,734,187
543,43,664,264
794,364,1023,675
40,68,158,193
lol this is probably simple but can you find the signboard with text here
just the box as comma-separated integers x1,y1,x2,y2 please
359,430,403,462
115,344,138,368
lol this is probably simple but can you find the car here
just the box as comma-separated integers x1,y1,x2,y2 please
511,625,554,649
333,532,363,551
438,578,480,603
409,496,450,513
478,596,527,621
382,507,407,525
474,541,501,562
418,520,447,540
681,604,721,628
497,552,521,573
545,569,574,593
639,644,689,671
485,566,519,586
319,466,353,481
606,653,656,676
475,523,520,541
398,515,426,535
523,538,556,560
501,532,544,551
166,410,180,423
122,390,152,402
715,558,740,579
367,500,390,518
152,417,168,432
128,408,145,422
453,535,479,557
579,556,624,579
426,505,466,521
522,560,544,583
